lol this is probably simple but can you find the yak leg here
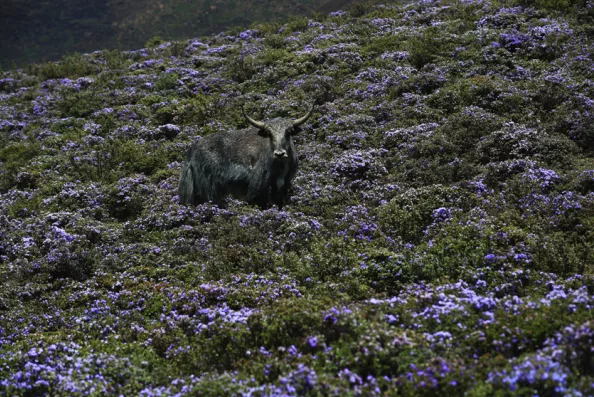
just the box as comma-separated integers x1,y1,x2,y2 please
247,184,269,209
279,183,293,207
247,187,268,208
179,163,198,205
280,181,292,206
270,184,280,208
271,177,290,209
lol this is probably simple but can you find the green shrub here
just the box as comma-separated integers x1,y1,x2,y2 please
57,89,104,118
283,16,309,34
94,112,118,135
532,133,580,169
155,72,180,91
153,104,176,124
439,108,503,151
6,189,43,217
105,49,127,70
258,48,292,67
30,53,98,80
426,85,462,113
249,297,328,348
346,247,419,294
173,326,252,372
138,94,165,107
110,140,173,177
263,34,286,49
419,223,495,280
407,27,451,70
376,185,476,244
458,76,500,108
68,139,176,183
168,41,186,58
47,246,98,281
511,0,586,12
0,141,41,191
174,95,213,126
203,222,281,280
251,21,283,36
105,188,146,221
350,2,375,17
547,98,594,153
527,231,594,275
145,36,164,48
362,35,405,57
226,55,257,83
151,96,212,126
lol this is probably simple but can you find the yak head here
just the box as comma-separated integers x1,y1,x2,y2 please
242,104,315,160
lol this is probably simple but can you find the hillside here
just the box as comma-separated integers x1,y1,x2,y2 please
1,0,594,395
0,0,396,69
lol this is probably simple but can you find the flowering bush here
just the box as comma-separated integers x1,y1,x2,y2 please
1,1,594,395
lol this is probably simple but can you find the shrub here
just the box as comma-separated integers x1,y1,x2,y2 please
376,185,476,244
407,27,453,70
30,53,98,80
511,0,587,12
155,72,180,91
226,55,257,83
0,141,41,191
145,36,164,48
57,89,104,118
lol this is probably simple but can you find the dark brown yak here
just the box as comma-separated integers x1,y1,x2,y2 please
179,104,315,208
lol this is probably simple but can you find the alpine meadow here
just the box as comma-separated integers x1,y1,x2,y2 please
1,0,594,395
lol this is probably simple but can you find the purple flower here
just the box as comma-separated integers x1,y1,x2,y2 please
288,345,298,356
53,226,75,242
513,253,529,262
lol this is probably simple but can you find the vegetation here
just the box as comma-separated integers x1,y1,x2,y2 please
1,0,594,395
0,0,399,69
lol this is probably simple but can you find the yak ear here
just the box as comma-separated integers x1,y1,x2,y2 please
290,126,302,135
257,128,270,137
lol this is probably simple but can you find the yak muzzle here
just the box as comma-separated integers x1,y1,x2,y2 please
274,150,288,158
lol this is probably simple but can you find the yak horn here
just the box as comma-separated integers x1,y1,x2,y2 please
242,106,267,129
293,103,315,127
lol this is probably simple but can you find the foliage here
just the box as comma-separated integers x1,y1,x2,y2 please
27,53,99,80
1,1,594,396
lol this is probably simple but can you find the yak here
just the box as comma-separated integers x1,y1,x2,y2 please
178,103,315,208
